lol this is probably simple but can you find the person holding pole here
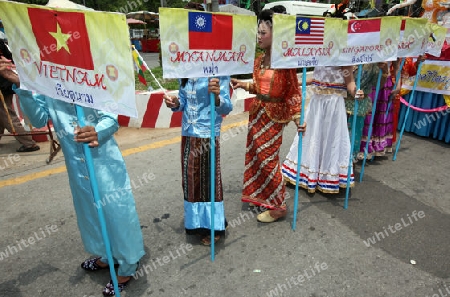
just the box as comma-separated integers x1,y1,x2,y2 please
282,65,364,194
163,77,232,245
0,59,145,296
346,62,388,162
231,9,306,223
390,57,424,144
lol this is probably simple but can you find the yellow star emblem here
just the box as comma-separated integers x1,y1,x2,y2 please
50,23,72,53
302,22,309,31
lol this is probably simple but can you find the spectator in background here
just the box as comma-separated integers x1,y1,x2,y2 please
0,40,40,152
184,1,205,11
271,4,287,14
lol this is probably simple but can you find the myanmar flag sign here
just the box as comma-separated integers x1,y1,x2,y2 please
159,8,257,78
271,14,342,69
337,17,402,66
0,2,137,118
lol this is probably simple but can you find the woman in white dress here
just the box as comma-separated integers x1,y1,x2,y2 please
281,66,363,194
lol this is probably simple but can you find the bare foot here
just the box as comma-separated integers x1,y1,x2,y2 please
117,276,131,283
95,259,108,269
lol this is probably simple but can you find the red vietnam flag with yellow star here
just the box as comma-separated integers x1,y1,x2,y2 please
28,8,94,70
0,2,138,118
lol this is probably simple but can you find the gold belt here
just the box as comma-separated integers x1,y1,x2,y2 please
256,93,283,103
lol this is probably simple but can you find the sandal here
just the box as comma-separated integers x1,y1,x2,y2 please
81,257,109,272
102,278,131,296
16,145,40,153
201,235,220,246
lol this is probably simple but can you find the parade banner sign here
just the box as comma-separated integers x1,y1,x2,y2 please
402,59,450,96
426,22,447,58
337,17,402,65
159,8,257,78
397,18,429,58
0,2,137,117
271,14,341,68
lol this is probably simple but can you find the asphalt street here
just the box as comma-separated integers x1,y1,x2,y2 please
0,53,449,297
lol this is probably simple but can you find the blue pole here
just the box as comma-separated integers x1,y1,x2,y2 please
360,69,382,182
393,61,424,161
291,67,307,231
344,65,362,210
209,90,216,262
75,105,121,297
385,58,405,120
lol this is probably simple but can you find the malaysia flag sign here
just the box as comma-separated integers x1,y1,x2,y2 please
347,18,381,46
188,11,232,50
295,17,325,46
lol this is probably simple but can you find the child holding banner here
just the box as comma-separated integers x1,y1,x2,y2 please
231,9,306,223
345,63,386,162
163,77,232,245
359,61,396,158
282,65,363,194
0,59,145,296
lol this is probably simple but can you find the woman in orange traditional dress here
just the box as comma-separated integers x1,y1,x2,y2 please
231,9,306,223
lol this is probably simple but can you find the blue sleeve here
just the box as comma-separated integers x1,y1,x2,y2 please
215,76,233,115
13,86,50,128
93,110,119,144
171,79,186,112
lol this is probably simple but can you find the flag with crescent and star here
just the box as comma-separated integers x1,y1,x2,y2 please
271,13,341,69
337,17,402,66
347,18,381,47
0,1,138,118
295,17,325,46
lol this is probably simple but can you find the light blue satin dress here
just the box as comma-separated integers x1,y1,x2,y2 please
14,87,145,275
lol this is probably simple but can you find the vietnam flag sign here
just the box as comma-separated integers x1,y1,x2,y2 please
337,17,401,66
397,18,429,58
271,14,341,68
159,8,257,78
0,2,138,118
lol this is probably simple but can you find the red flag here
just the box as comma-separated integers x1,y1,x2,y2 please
28,8,94,70
347,19,381,46
347,19,381,34
400,19,406,31
188,12,233,50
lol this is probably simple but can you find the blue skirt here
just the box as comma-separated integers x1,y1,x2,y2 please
398,91,450,143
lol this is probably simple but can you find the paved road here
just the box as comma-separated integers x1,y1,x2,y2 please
1,110,449,297
141,53,160,69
